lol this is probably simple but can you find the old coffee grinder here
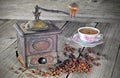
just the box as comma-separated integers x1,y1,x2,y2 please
15,5,61,68
15,3,79,68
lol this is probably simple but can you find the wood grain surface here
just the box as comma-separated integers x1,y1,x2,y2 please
0,19,120,78
0,0,120,22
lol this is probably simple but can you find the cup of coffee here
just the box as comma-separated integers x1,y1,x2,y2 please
78,27,103,43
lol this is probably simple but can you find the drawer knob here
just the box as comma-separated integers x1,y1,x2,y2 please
38,57,47,64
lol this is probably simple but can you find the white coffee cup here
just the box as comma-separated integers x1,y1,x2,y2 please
78,27,103,43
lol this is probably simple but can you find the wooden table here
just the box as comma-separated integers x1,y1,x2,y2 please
0,20,120,78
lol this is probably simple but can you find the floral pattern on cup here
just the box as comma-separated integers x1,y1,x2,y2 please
85,36,90,41
84,36,99,43
83,34,103,43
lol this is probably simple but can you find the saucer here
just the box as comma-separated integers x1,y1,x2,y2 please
72,33,104,47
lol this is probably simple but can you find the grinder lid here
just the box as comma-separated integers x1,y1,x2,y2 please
25,20,49,31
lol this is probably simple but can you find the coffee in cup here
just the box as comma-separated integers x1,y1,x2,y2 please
78,27,103,43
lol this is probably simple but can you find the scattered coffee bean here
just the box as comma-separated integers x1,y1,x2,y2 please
14,71,19,74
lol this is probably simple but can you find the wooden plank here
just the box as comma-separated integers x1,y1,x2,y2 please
0,20,19,78
48,21,67,29
0,20,17,53
0,20,5,25
61,21,86,37
81,23,120,78
0,42,21,78
111,24,120,78
0,0,120,22
0,19,10,28
111,45,120,78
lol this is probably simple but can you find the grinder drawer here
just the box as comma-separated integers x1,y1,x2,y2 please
27,52,57,67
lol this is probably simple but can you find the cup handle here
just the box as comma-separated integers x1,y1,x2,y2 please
94,34,103,41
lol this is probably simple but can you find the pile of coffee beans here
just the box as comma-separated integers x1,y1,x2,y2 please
34,44,101,77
